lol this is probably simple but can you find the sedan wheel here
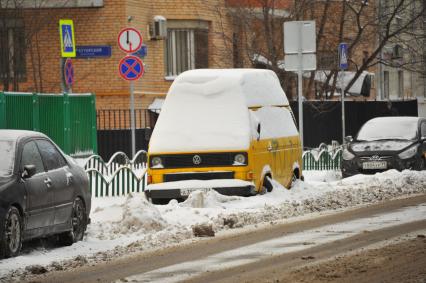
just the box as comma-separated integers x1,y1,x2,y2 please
1,207,22,258
59,198,87,246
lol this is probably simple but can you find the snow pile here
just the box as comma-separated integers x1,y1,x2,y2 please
180,190,242,209
89,194,167,239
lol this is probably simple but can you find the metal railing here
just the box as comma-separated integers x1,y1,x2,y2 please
97,109,158,130
83,150,147,197
83,145,342,198
303,143,342,171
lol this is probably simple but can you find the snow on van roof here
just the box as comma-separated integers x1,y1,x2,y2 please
148,69,290,153
170,69,289,107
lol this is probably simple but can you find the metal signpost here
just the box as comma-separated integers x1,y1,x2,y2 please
284,21,316,150
338,43,349,144
118,28,144,158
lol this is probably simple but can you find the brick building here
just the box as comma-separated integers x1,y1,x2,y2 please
0,0,234,112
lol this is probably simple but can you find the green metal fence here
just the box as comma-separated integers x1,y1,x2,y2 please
0,92,97,156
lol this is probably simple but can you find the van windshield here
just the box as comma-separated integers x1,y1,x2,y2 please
0,140,16,177
149,75,252,153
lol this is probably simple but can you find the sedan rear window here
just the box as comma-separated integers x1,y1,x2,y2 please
357,118,418,141
0,140,16,177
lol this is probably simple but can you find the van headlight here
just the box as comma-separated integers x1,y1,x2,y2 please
398,145,418,159
342,149,355,161
234,153,247,165
151,157,163,168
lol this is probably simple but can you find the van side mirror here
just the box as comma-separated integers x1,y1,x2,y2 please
345,136,353,143
22,165,36,179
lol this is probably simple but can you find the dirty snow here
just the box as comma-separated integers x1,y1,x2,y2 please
1,169,426,282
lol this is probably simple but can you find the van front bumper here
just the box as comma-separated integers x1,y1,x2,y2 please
145,179,256,201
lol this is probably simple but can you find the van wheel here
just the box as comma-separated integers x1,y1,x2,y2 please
261,176,273,194
0,207,22,258
291,169,300,186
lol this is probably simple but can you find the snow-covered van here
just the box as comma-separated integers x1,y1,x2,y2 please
145,69,302,203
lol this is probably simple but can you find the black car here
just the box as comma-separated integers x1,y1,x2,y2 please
342,117,426,178
0,130,91,258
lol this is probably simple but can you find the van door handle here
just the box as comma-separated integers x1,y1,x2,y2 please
44,178,52,188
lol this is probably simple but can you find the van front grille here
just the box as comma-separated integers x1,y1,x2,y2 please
150,152,247,169
164,171,235,182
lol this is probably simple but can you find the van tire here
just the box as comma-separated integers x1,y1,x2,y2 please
261,176,273,193
291,169,300,186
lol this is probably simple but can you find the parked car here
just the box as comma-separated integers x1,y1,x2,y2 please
342,116,426,178
145,69,302,203
0,130,91,258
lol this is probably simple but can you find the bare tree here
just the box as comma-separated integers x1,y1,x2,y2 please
214,0,425,100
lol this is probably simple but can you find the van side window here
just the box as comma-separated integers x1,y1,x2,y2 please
253,106,298,139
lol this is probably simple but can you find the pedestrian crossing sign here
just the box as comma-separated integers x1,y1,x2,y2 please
338,42,348,70
59,19,76,57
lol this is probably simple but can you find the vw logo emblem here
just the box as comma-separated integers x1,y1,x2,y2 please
193,155,202,165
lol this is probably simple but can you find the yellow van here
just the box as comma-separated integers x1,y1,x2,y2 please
145,69,302,203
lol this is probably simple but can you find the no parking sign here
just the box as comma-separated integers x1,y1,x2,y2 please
119,55,144,81
64,58,74,87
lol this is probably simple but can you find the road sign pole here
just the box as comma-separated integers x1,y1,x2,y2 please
341,72,345,145
338,43,348,145
130,80,136,158
60,58,66,92
297,22,304,151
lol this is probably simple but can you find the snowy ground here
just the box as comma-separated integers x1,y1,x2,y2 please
1,169,426,282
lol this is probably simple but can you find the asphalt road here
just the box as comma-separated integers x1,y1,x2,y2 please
28,194,426,283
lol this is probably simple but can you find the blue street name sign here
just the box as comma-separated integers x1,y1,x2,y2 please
132,44,147,58
338,43,349,70
76,45,112,58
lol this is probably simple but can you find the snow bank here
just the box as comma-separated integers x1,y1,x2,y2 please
2,170,426,282
89,194,166,239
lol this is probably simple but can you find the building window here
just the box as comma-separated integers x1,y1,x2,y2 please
384,71,389,99
165,20,208,78
0,20,26,82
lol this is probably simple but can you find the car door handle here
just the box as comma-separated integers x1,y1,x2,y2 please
44,178,52,188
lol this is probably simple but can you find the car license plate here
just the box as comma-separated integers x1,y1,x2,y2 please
362,161,387,170
180,188,212,196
